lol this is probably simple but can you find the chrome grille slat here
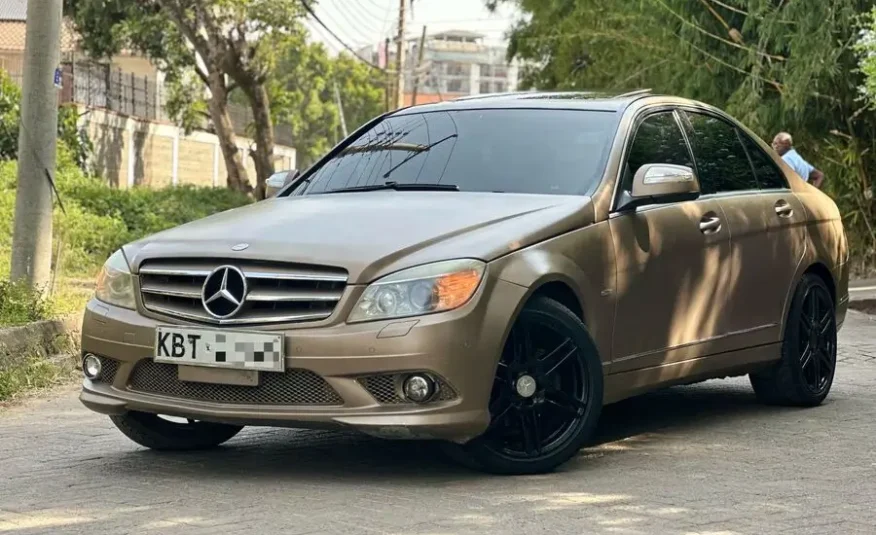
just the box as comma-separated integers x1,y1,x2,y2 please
139,259,347,326
246,289,343,302
140,263,347,282
140,281,203,299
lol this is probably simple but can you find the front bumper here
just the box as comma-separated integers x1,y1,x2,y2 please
80,275,526,444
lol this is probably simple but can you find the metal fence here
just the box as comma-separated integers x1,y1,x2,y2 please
3,59,293,146
60,61,170,122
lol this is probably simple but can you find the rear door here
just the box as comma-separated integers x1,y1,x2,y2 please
681,110,806,347
609,109,733,373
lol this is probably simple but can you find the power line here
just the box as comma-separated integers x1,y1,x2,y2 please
345,0,391,28
300,0,385,71
322,1,385,48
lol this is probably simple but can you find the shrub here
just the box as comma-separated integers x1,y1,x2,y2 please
0,68,93,170
0,279,51,327
1,149,252,279
0,70,20,161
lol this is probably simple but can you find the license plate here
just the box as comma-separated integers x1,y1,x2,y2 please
154,326,285,372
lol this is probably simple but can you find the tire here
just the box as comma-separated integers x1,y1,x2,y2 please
110,411,243,451
444,296,604,475
749,273,837,407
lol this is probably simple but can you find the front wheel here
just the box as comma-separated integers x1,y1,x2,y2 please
445,296,603,475
110,411,243,451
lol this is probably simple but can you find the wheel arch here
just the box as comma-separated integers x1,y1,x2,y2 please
489,248,611,365
804,262,836,304
780,261,838,339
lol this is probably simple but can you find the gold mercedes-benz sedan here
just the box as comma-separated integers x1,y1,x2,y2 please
80,91,849,474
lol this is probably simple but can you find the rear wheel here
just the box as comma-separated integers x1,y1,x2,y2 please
110,411,243,451
446,296,603,475
749,273,837,406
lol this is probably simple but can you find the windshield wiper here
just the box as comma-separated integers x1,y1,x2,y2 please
323,181,459,194
382,134,458,179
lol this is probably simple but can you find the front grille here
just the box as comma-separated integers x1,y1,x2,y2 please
358,373,458,404
98,357,121,384
128,360,344,405
138,258,348,325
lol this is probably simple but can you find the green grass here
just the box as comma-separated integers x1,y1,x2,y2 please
0,355,78,402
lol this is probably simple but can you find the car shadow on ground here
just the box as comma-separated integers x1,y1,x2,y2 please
103,379,798,483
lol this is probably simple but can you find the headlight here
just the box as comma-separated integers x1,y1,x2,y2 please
348,259,485,323
94,249,136,309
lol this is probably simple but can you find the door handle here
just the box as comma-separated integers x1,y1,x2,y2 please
699,215,722,234
775,200,794,218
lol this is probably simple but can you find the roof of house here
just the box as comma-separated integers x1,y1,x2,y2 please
431,30,486,40
0,0,26,21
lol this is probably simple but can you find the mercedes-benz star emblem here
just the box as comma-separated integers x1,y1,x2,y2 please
201,265,247,319
231,243,249,251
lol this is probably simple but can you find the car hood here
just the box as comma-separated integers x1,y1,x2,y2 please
123,191,595,284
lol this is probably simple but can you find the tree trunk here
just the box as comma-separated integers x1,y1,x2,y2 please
207,73,251,194
241,80,275,200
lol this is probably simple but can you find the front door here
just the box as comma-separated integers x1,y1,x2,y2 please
608,109,734,373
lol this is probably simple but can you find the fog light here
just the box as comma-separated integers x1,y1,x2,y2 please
82,354,102,380
403,374,435,403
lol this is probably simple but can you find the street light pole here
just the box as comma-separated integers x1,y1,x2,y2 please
395,0,406,109
10,0,63,289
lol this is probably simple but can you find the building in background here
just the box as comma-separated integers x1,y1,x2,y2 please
0,0,160,87
0,0,295,189
359,29,520,105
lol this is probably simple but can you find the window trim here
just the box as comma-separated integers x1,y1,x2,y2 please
610,105,697,213
735,127,790,191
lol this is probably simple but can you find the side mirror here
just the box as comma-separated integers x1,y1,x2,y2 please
617,164,700,211
264,169,299,198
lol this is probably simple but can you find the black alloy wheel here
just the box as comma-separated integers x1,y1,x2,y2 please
750,273,837,406
445,297,603,475
797,282,837,396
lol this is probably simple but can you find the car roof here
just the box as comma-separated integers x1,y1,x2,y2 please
392,89,661,115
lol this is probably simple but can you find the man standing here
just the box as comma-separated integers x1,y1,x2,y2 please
771,132,825,188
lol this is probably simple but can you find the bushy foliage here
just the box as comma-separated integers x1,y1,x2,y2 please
0,69,93,170
0,279,51,327
0,149,252,280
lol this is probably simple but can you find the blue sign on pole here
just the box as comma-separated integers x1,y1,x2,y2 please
53,67,62,89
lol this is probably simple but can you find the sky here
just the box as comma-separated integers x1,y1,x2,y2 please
306,0,520,56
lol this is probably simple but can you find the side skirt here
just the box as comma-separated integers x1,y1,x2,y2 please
603,342,781,405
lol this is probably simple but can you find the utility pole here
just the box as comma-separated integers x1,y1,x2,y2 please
10,0,63,289
411,25,427,106
395,0,406,109
333,80,348,138
384,37,392,113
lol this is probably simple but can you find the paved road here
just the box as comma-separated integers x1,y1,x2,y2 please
2,312,876,535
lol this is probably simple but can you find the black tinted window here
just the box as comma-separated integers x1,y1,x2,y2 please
684,112,758,194
299,109,618,196
622,111,693,192
740,134,788,189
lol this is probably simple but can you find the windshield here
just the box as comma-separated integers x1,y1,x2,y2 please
296,108,619,196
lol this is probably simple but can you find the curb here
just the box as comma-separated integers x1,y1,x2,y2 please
0,313,83,371
849,299,876,316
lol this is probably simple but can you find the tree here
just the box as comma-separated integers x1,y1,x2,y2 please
493,0,876,273
268,40,385,169
66,0,308,198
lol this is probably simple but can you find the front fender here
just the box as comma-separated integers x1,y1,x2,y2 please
487,223,617,367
